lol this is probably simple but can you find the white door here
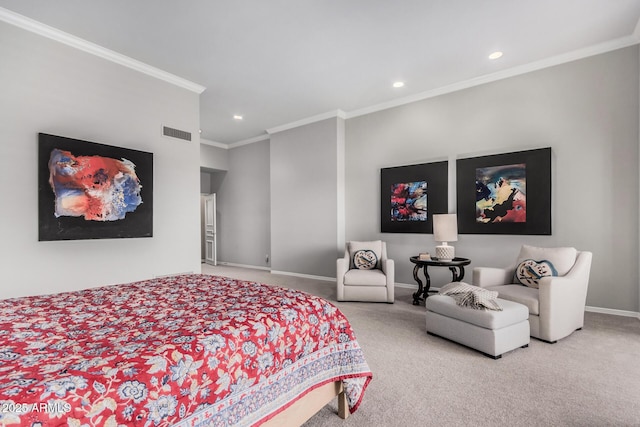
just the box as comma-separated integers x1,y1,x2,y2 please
204,194,217,265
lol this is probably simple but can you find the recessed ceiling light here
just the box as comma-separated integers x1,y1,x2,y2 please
489,51,503,60
393,81,405,88
233,115,243,120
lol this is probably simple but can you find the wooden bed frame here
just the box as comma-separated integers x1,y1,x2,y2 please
262,381,348,426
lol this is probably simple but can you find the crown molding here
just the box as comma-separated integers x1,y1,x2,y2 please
266,110,346,135
346,35,640,120
0,7,206,94
200,138,229,149
227,133,270,149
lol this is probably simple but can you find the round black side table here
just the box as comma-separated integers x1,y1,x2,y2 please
409,256,471,305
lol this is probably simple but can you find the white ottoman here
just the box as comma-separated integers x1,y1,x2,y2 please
425,294,530,359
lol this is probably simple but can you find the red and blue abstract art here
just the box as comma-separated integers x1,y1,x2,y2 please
391,181,427,221
48,149,143,221
39,133,153,241
380,161,448,233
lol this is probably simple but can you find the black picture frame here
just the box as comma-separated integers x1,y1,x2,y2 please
456,147,551,235
380,161,448,233
38,133,153,241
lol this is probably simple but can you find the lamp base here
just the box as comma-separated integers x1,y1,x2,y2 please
435,244,455,262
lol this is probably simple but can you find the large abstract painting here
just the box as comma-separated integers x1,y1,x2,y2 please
39,133,153,241
456,147,551,235
380,161,448,233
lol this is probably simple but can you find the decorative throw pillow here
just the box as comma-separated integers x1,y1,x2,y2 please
514,245,577,278
353,250,378,270
515,259,558,288
513,245,578,288
348,240,383,270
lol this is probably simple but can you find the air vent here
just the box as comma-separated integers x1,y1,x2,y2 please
163,126,191,141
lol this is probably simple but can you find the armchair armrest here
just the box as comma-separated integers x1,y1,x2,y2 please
381,258,394,284
537,251,592,339
473,267,515,288
538,251,592,306
336,250,349,301
381,258,395,303
336,250,349,283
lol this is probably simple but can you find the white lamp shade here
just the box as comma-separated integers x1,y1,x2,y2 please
433,214,458,243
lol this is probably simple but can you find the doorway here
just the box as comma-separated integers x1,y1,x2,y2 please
203,193,216,265
200,168,226,265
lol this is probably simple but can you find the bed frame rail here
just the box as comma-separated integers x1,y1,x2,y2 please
262,381,348,426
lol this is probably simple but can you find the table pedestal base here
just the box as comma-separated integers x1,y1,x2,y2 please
411,260,468,305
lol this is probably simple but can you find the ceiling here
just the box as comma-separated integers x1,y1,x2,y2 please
1,1,640,146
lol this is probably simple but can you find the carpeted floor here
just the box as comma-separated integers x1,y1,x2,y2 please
201,264,640,427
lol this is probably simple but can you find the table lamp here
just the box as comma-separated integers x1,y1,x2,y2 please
433,213,458,262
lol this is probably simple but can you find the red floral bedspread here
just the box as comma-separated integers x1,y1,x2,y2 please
0,274,371,426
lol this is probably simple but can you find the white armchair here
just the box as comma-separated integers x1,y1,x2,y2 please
337,240,394,303
473,245,592,343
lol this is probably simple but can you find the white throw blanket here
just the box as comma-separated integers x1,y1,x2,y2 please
439,282,502,311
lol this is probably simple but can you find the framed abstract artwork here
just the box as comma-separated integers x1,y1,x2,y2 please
456,147,551,235
38,133,153,241
380,161,448,233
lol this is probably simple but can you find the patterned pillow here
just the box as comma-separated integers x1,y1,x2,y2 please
348,240,383,269
515,259,558,288
516,245,577,276
353,250,378,270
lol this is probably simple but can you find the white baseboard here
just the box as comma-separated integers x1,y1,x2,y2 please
215,263,334,282
270,270,335,282
216,261,271,271
586,305,640,319
153,271,194,278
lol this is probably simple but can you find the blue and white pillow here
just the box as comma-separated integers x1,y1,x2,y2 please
515,259,558,288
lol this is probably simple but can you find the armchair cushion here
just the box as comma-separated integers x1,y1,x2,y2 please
486,284,540,315
513,245,577,287
344,269,388,286
348,240,383,270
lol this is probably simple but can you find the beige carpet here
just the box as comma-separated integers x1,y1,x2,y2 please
201,264,640,427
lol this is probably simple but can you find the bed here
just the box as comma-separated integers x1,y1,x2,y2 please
0,274,372,426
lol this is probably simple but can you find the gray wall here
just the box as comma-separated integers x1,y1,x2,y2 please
200,142,229,171
270,118,344,277
217,140,271,268
200,172,214,194
0,22,202,298
346,46,639,312
200,170,227,194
